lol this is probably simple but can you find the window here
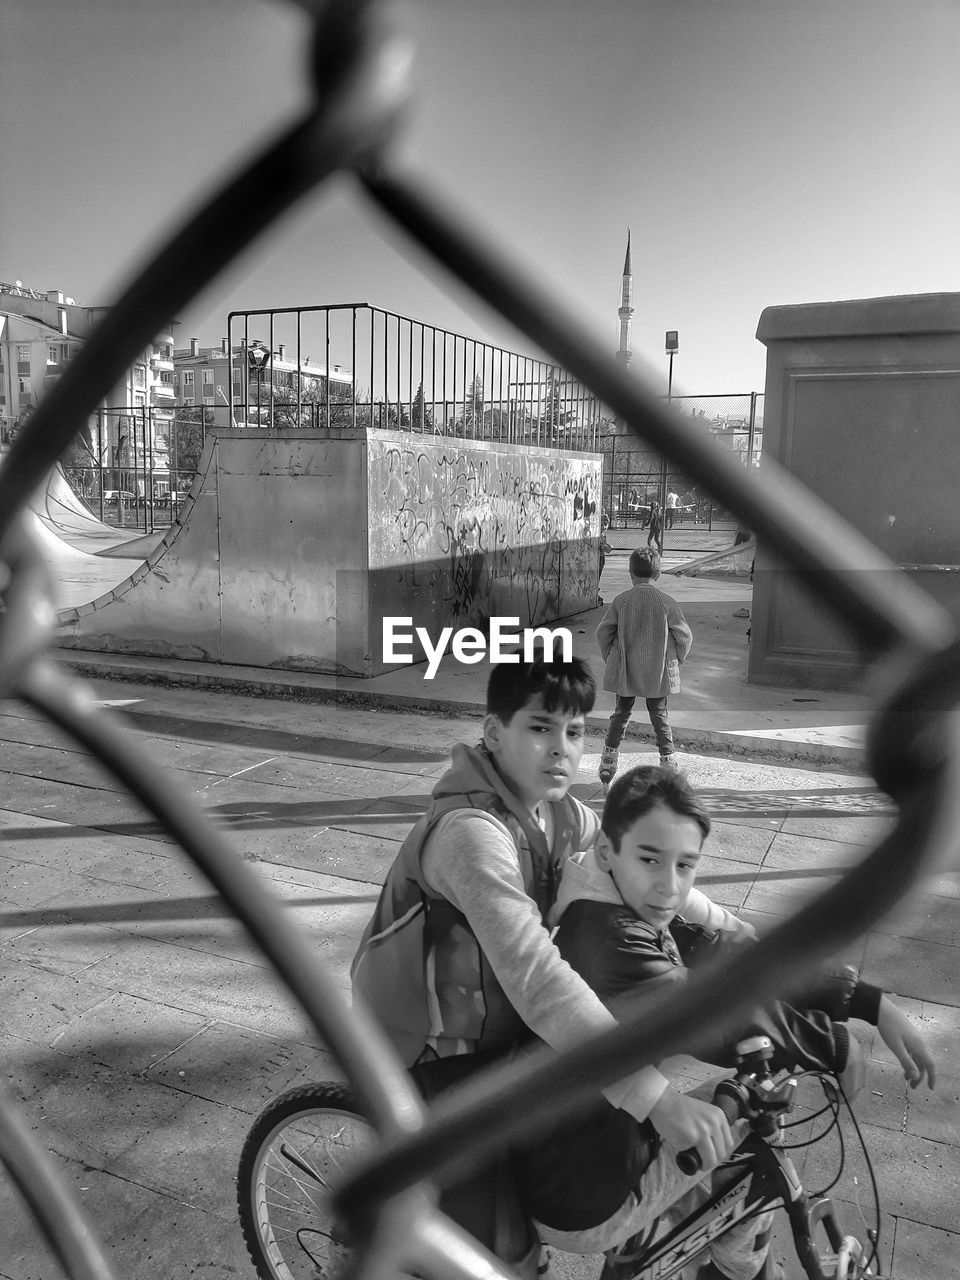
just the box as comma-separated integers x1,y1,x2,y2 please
202,368,214,385
16,344,30,363
133,364,146,387
182,369,195,387
19,377,31,394
49,345,59,364
134,393,146,408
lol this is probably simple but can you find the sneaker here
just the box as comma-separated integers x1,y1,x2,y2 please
659,755,678,771
599,746,619,790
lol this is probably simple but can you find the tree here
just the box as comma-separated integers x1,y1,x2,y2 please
457,376,485,437
253,377,360,431
410,381,434,432
172,407,213,478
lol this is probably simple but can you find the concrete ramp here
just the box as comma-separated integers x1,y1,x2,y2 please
53,427,602,676
669,537,755,578
35,463,164,558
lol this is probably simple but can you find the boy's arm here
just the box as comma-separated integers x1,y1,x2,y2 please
596,603,618,660
877,995,936,1088
667,603,693,663
681,887,757,943
422,812,670,1121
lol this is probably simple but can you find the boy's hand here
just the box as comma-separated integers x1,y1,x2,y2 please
877,996,937,1089
649,1087,735,1172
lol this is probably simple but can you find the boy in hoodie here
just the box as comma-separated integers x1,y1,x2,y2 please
514,765,936,1280
351,662,756,1211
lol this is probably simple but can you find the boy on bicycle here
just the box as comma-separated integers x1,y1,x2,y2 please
351,660,755,1175
513,764,936,1280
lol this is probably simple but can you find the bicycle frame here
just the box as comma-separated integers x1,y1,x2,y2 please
630,1136,860,1280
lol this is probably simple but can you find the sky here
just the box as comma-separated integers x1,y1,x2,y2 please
3,0,959,396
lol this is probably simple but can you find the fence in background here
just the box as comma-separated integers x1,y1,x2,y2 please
602,392,763,549
228,302,605,451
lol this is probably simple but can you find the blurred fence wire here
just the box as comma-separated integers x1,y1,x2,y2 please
1,2,958,1278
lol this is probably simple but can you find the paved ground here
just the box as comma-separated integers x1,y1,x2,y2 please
1,553,958,1279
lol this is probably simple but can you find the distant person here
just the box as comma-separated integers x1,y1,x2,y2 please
665,489,679,529
646,500,664,553
597,547,692,788
598,511,612,605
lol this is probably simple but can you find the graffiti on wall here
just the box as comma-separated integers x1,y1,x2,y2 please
368,432,602,627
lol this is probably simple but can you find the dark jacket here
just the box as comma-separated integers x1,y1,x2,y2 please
513,850,883,1232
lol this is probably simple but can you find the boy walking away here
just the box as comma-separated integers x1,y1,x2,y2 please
513,766,936,1280
597,547,691,788
351,661,755,1271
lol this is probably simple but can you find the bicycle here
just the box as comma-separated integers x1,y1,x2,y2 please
237,1036,881,1280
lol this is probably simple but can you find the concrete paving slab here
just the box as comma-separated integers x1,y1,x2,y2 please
2,673,959,1277
143,1023,340,1114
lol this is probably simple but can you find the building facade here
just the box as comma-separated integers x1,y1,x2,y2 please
0,279,177,496
172,336,354,430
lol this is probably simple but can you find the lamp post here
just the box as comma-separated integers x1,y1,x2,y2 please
660,330,679,539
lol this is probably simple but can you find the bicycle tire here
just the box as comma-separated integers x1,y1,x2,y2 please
237,1081,373,1280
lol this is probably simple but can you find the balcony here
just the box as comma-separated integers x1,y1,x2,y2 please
151,383,176,401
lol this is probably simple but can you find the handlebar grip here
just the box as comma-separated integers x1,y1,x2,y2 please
675,1086,748,1175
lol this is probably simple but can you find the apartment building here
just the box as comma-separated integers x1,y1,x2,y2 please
0,280,176,492
173,336,353,428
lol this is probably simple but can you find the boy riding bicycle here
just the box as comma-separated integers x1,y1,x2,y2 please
351,659,756,1262
513,765,936,1280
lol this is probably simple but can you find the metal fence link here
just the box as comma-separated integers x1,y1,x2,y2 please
1,2,959,1278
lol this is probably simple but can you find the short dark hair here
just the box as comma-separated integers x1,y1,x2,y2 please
486,657,597,724
629,548,660,578
602,765,711,850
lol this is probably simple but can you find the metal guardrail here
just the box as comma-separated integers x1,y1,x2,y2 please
1,2,958,1278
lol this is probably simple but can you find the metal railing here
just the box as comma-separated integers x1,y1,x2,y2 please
228,301,605,451
0,3,957,1278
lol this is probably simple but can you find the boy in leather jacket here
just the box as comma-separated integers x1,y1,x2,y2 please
514,765,936,1280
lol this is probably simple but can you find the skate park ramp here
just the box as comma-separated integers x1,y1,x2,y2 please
33,461,163,558
51,427,603,675
667,536,755,578
2,456,166,613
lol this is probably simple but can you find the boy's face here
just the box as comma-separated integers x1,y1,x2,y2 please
484,694,586,812
596,801,703,929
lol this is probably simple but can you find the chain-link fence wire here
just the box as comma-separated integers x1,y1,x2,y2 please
1,3,959,1278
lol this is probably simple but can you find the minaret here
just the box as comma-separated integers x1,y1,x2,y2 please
616,229,633,366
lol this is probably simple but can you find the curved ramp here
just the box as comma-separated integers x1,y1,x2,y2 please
35,462,164,558
54,430,369,670
669,537,755,577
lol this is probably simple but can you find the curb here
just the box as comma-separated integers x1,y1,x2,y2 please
52,651,868,771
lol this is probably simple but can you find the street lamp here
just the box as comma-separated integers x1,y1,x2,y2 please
665,330,678,401
660,331,679,536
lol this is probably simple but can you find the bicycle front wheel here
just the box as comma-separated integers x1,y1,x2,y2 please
237,1081,372,1280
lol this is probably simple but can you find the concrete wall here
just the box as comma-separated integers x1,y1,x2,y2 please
365,430,602,672
749,293,960,690
55,428,603,677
